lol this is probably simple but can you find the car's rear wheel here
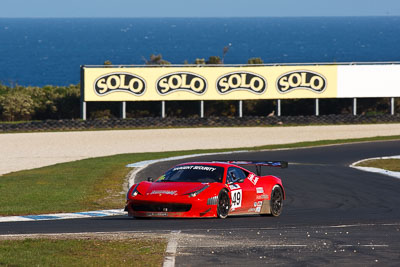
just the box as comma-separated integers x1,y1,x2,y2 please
270,185,283,217
217,190,230,219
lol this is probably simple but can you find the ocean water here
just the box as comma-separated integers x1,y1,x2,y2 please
1,17,400,87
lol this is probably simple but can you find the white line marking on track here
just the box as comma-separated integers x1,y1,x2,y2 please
158,222,400,234
268,247,307,248
337,245,389,248
163,230,181,267
0,230,170,238
350,155,400,179
0,209,126,223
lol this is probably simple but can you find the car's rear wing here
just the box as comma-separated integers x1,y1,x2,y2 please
214,160,288,176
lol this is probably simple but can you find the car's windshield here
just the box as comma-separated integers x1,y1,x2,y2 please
157,165,224,183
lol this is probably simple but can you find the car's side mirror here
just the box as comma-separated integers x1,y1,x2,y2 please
147,177,154,182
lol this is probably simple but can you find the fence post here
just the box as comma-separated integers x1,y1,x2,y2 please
80,66,87,120
81,101,87,120
391,97,395,115
200,101,204,118
353,98,357,116
315,99,319,116
120,101,126,119
161,101,166,118
277,99,281,116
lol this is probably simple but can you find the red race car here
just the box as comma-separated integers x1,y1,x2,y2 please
125,161,287,219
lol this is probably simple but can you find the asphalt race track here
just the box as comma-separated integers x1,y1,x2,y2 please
2,140,400,266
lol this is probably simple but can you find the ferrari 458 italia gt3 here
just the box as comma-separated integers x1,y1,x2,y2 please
125,160,287,219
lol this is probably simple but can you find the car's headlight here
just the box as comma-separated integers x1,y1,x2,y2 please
185,185,209,198
131,189,139,197
127,184,141,199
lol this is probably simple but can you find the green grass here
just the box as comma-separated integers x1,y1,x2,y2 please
0,150,217,216
1,135,399,216
0,238,166,266
356,159,400,172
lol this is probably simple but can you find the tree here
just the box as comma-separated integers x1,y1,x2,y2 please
222,43,232,64
143,54,171,65
104,60,113,67
206,56,222,65
247,57,264,64
194,58,206,65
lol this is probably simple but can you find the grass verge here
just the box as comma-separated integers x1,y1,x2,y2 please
355,159,400,172
0,237,166,267
0,135,399,216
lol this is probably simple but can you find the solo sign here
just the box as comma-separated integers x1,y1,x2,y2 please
277,70,326,93
216,72,267,94
85,65,337,101
94,72,146,96
156,72,207,95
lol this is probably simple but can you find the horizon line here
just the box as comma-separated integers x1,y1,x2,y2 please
1,15,400,19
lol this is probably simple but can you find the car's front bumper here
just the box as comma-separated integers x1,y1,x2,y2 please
125,197,218,218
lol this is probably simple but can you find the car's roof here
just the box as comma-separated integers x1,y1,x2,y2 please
177,162,237,168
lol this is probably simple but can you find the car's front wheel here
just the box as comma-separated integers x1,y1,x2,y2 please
217,190,230,219
270,185,283,217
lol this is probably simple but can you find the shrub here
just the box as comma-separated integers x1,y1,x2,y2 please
0,84,80,121
0,92,35,121
247,57,264,64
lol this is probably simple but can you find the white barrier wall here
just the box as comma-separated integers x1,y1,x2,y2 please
338,65,400,98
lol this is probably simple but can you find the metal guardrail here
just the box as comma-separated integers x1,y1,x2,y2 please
1,114,400,133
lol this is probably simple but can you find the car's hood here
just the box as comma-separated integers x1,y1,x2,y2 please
138,181,210,196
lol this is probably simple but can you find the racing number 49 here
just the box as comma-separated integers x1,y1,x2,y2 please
231,189,242,208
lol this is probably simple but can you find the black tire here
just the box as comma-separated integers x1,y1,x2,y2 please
217,190,230,219
270,185,283,217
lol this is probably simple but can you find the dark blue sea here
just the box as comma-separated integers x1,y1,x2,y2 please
1,17,400,87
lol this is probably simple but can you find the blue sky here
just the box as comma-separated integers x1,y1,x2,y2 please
1,0,400,18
